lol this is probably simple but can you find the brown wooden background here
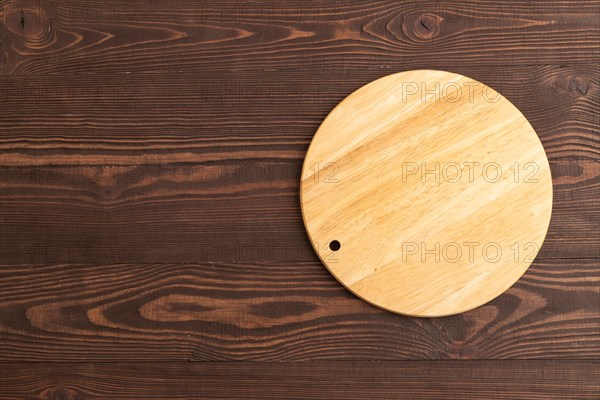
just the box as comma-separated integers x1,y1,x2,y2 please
1,0,599,398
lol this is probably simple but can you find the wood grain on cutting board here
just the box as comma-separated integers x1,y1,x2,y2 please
301,70,553,316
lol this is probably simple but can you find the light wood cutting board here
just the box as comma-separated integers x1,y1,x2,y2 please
300,70,553,317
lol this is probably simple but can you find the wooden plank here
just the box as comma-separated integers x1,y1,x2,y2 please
0,0,599,75
0,361,598,399
0,159,597,264
0,258,597,361
0,0,597,396
0,65,598,165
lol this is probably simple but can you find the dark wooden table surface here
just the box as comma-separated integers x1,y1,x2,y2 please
1,1,599,399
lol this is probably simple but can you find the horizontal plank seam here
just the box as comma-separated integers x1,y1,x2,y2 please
2,62,600,77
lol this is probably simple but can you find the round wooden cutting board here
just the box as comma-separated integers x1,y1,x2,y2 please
300,70,553,317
